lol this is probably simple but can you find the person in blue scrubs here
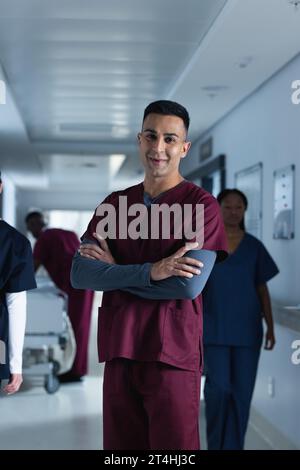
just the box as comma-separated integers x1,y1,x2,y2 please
203,188,279,450
0,171,36,393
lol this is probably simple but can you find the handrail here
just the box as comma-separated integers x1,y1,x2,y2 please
272,302,300,333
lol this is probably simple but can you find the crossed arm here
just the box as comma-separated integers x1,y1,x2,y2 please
71,234,216,300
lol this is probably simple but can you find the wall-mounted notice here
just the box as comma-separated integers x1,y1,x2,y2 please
235,163,263,239
273,165,295,239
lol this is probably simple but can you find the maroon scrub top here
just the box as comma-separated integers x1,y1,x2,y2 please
33,228,94,376
33,228,80,294
83,181,227,371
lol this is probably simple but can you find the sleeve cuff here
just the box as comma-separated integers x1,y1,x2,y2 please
142,263,153,287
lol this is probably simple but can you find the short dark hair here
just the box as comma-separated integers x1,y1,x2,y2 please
143,100,190,133
25,211,44,224
217,188,248,231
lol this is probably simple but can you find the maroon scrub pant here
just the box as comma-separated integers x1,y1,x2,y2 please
67,288,94,376
103,358,201,450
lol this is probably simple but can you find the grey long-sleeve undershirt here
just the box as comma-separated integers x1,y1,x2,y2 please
71,242,216,300
71,190,216,300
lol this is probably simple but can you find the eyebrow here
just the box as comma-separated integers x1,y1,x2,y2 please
142,128,180,138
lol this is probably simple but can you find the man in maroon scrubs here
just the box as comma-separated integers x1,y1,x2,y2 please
71,100,227,449
25,212,94,382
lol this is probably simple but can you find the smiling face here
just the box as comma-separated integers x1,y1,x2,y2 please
138,113,191,183
220,193,246,228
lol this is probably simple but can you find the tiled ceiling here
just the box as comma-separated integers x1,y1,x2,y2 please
0,0,227,143
1,0,300,194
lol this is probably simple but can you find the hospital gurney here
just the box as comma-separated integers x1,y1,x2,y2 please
23,277,76,394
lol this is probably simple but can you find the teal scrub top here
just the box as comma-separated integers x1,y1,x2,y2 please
203,233,279,347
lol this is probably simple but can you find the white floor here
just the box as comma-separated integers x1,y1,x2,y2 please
0,294,273,450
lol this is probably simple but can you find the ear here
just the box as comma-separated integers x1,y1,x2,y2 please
137,133,142,144
181,141,191,158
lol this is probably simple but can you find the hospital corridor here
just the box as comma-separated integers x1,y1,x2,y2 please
0,292,274,450
0,0,300,453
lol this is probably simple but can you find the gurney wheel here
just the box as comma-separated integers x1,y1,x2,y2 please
44,374,60,394
52,360,60,375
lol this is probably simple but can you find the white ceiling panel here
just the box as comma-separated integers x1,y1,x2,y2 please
1,0,299,193
0,0,226,21
0,0,227,147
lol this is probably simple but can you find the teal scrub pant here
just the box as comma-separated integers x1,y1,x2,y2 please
204,345,261,450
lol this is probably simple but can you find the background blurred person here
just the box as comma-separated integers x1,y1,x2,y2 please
25,211,94,383
0,171,36,394
203,188,279,450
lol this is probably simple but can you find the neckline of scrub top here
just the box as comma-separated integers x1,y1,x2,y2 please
227,231,247,258
141,179,187,204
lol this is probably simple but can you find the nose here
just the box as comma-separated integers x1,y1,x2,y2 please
152,135,166,152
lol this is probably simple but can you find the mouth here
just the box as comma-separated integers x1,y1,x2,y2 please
148,156,168,166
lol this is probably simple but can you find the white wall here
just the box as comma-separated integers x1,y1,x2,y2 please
182,53,300,306
16,188,109,234
181,52,300,448
1,172,16,226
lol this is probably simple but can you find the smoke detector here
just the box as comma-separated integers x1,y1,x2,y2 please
236,56,253,69
288,0,300,11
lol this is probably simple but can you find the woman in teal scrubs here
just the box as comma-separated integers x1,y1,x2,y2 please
203,189,279,450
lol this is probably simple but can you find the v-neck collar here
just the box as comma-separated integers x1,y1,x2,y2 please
227,232,247,257
142,179,187,204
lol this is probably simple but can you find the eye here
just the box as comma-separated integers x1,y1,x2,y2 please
145,133,156,141
165,136,176,144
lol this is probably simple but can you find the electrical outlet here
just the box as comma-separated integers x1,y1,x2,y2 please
268,376,275,397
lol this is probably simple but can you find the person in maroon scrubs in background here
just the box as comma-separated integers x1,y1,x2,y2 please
71,100,228,449
25,212,94,383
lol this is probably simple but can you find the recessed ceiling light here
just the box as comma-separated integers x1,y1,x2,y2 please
109,154,126,177
59,123,112,133
201,86,229,92
288,0,300,11
201,86,229,99
82,163,97,168
111,126,130,138
236,56,253,69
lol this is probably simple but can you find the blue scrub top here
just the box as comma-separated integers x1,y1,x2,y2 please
203,233,279,347
0,221,36,379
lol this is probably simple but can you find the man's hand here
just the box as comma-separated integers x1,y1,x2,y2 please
79,233,116,264
150,242,203,281
3,373,23,395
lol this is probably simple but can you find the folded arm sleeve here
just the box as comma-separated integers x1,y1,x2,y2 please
71,249,152,291
123,249,216,300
